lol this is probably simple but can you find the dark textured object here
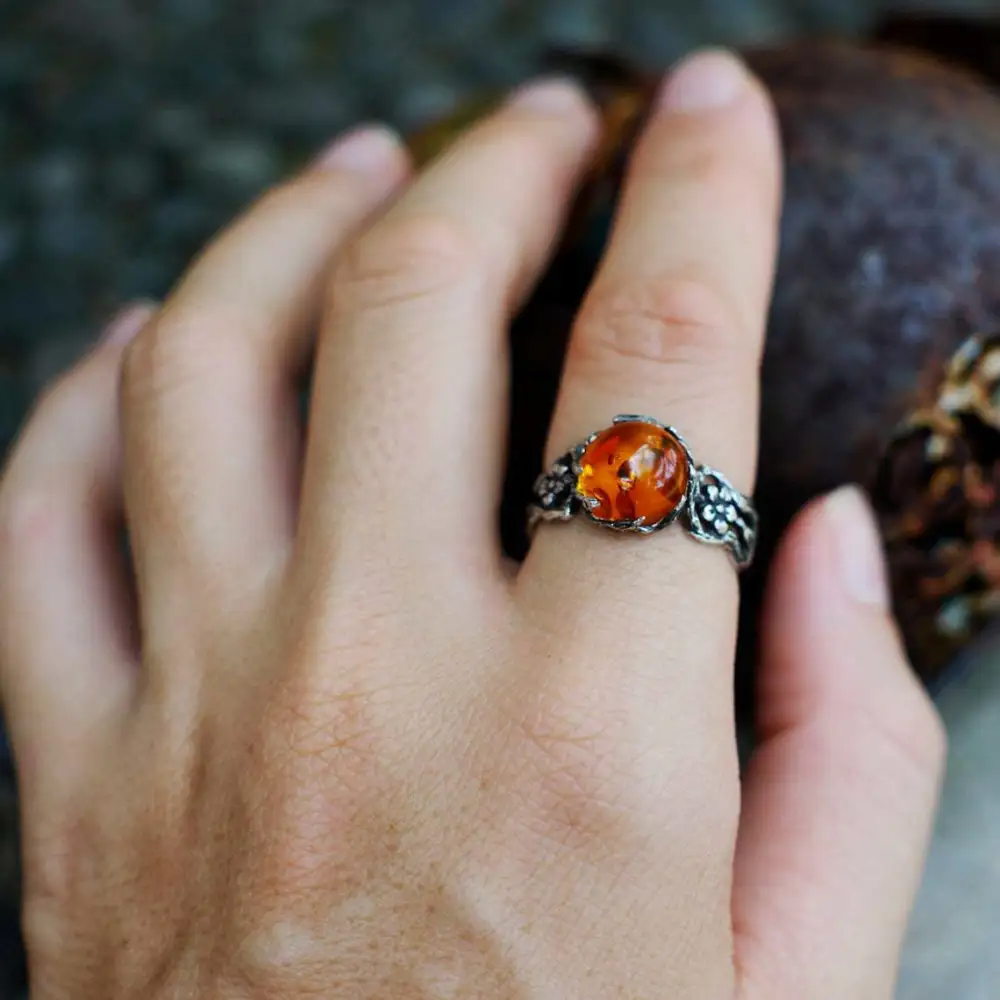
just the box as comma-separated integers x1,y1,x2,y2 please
411,39,1000,684
750,41,1000,683
875,332,1000,677
874,11,1000,87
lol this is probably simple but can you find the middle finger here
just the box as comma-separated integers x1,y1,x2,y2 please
297,81,599,589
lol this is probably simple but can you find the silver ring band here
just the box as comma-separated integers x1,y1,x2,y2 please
528,415,758,570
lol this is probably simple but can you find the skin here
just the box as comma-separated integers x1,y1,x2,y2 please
0,50,945,999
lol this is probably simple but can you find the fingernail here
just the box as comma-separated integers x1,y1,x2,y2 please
101,301,155,347
508,76,589,114
658,49,750,114
316,124,404,172
825,485,890,609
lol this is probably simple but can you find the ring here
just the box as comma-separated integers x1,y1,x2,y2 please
528,415,758,570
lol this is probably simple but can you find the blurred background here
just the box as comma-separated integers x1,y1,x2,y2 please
2,1,1000,997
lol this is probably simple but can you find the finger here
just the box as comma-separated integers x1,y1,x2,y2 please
120,129,410,633
298,81,599,584
0,305,152,801
520,50,781,713
734,488,947,1000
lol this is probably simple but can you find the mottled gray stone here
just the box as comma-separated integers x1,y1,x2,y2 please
149,103,208,151
36,206,111,260
391,66,469,131
0,222,21,269
416,0,503,41
195,135,281,193
618,6,706,65
0,39,36,88
115,253,177,302
254,24,309,77
150,194,220,245
27,150,91,204
105,152,158,202
535,0,615,48
248,83,356,144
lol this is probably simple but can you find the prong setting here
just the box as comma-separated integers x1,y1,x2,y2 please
528,415,757,569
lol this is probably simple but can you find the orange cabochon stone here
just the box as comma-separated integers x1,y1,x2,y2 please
576,420,689,526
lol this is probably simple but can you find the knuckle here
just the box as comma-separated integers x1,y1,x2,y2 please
331,212,485,315
574,271,750,377
506,694,636,853
223,922,333,998
501,690,741,865
121,310,246,405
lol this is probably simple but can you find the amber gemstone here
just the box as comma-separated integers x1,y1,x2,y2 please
576,420,689,526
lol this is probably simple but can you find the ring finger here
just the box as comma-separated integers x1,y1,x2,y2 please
296,82,599,589
520,51,782,719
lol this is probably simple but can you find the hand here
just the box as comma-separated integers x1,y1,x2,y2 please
0,50,945,999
